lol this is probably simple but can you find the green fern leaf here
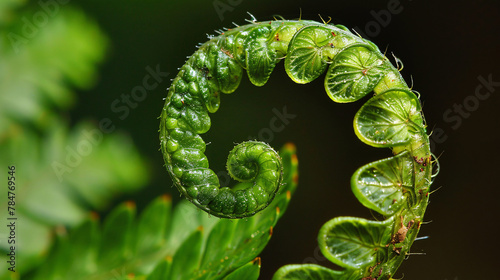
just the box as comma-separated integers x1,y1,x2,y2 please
25,143,298,280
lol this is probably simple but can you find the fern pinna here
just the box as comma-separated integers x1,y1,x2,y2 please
160,15,437,280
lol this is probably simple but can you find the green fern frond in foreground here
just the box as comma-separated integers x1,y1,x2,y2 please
25,144,298,280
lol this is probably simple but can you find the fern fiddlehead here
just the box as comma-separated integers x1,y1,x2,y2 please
160,16,436,279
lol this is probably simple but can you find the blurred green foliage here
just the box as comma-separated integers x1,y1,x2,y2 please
0,2,149,277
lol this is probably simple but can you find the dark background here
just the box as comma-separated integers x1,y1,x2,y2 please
71,0,499,279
